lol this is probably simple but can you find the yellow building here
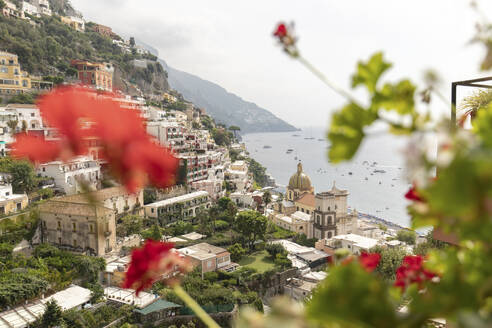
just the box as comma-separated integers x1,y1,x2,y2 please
0,51,52,96
0,51,32,95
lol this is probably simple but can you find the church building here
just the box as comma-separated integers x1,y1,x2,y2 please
270,162,356,240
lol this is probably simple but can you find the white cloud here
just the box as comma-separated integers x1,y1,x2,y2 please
72,0,491,127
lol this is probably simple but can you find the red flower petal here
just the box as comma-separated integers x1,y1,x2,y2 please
122,240,175,294
11,134,62,164
359,252,381,272
394,255,437,291
405,186,424,202
273,23,288,38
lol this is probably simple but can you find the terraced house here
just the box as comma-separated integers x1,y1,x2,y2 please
144,191,211,222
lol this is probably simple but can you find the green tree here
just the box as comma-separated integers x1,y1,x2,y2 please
262,191,272,208
228,125,241,139
369,245,407,281
6,120,18,136
144,225,162,241
88,282,104,304
0,158,38,193
233,210,267,249
0,242,13,262
265,243,286,259
129,37,135,47
396,229,416,245
0,1,5,9
228,243,246,262
248,159,268,187
40,299,63,328
117,215,143,237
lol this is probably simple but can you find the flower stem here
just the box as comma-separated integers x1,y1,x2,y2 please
173,284,220,328
297,55,356,103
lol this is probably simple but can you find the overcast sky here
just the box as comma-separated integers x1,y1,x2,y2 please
72,0,492,127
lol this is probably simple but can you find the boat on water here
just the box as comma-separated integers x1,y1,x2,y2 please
348,172,353,175
286,149,294,154
263,145,272,149
318,138,324,141
292,134,300,137
304,137,315,140
365,177,368,180
379,181,382,184
373,169,386,173
294,156,298,160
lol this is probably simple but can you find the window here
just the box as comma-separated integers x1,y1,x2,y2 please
42,167,45,172
89,224,93,233
58,237,62,244
57,221,61,229
0,67,7,73
73,239,77,247
72,222,76,232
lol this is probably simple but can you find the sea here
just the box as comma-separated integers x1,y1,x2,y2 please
242,127,413,228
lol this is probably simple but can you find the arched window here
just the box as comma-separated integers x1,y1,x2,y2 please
328,231,332,238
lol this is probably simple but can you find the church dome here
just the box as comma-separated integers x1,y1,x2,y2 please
288,162,312,191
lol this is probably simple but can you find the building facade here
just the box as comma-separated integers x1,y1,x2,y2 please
36,156,101,195
71,60,113,91
39,198,116,256
312,183,357,240
144,191,211,222
0,183,28,215
178,243,237,273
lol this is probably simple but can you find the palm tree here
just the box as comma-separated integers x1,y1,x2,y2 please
458,89,492,126
228,125,241,140
6,120,18,136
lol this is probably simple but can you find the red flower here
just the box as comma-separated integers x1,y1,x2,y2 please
11,86,178,193
405,186,424,202
273,23,288,38
11,134,61,164
122,240,189,295
359,252,381,272
394,255,437,291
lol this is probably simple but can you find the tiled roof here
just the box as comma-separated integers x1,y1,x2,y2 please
296,193,315,207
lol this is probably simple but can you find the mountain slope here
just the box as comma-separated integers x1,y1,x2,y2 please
161,60,297,134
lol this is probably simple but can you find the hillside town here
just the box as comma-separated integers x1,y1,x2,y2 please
0,1,454,328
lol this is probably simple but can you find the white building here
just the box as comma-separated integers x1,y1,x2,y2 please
0,182,28,216
316,233,380,255
272,210,313,237
21,1,39,17
272,240,329,273
144,191,211,221
5,104,43,130
36,156,101,195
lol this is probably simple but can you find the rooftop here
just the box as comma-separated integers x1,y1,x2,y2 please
296,193,315,207
105,287,157,308
291,211,312,222
145,191,209,208
178,242,228,261
42,285,91,310
332,233,379,250
134,299,181,315
38,200,113,217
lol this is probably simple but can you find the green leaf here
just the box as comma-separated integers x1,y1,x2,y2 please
374,79,416,115
306,262,399,328
328,102,376,163
473,103,492,149
351,52,392,94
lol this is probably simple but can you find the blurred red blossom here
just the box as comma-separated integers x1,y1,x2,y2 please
122,239,190,295
394,255,437,291
405,185,424,202
273,22,298,57
273,23,288,38
10,86,178,193
359,252,381,272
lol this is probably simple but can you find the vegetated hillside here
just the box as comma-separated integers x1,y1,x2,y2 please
0,15,168,96
161,60,297,133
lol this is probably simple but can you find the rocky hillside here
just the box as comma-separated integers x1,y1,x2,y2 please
0,14,168,96
161,60,297,133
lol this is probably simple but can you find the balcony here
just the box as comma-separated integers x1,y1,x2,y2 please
104,230,112,237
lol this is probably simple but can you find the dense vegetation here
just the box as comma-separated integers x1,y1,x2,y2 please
0,243,105,310
0,14,167,94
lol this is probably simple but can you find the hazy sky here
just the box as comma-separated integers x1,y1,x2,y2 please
72,0,491,127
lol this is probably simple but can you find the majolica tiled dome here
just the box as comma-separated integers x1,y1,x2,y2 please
288,162,312,191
